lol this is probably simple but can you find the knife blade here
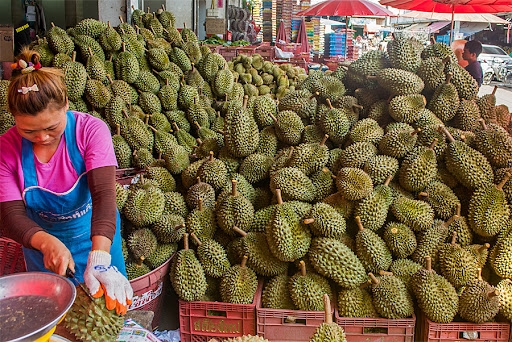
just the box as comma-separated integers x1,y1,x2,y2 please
66,268,96,302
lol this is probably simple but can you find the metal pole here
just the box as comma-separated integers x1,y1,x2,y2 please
345,16,348,61
449,5,454,43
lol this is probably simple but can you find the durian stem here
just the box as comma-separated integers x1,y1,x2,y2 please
379,270,393,276
232,226,247,237
450,231,457,245
106,74,113,84
149,126,158,133
194,121,200,129
492,86,498,96
208,151,214,162
275,189,283,205
445,72,453,84
299,260,307,276
437,125,455,143
479,243,491,254
172,122,180,132
243,95,249,109
121,42,126,52
411,127,421,136
355,216,364,231
497,172,511,191
183,233,189,250
445,214,459,227
268,113,278,123
456,203,461,217
145,114,150,125
72,50,77,62
323,294,332,324
384,175,393,186
320,134,329,146
116,124,121,136
368,273,379,285
477,268,482,281
119,15,124,23
147,7,151,14
303,218,315,225
390,227,399,234
190,232,202,246
425,256,432,271
325,98,333,109
488,289,500,299
418,192,429,199
162,4,166,10
231,179,238,196
198,198,203,211
479,118,488,130
136,256,144,266
240,255,248,268
429,138,438,150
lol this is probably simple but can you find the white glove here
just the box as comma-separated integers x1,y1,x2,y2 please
84,250,133,315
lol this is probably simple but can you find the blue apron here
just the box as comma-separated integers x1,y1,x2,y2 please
21,110,126,283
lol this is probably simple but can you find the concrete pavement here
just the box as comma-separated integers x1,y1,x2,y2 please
479,84,512,110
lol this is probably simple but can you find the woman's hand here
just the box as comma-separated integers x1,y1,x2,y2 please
30,231,74,276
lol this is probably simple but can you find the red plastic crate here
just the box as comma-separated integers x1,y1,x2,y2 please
255,46,275,61
236,47,257,57
0,238,26,276
335,309,415,342
256,288,335,341
179,280,263,342
216,46,238,61
416,309,510,342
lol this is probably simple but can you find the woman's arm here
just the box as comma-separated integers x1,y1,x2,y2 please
87,165,117,250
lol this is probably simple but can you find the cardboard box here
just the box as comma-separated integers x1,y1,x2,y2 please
205,18,225,35
0,26,14,62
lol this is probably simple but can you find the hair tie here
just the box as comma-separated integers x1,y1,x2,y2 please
12,59,40,74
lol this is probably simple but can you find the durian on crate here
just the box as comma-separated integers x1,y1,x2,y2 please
335,309,416,342
416,309,510,342
255,285,335,342
179,280,263,342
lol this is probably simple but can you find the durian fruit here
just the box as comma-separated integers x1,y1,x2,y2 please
265,189,312,262
355,216,393,274
309,294,346,342
363,155,399,186
220,255,258,304
496,278,512,322
303,202,346,238
368,272,414,319
389,94,426,124
337,141,378,170
411,256,459,323
468,171,511,237
383,221,417,259
232,226,288,277
238,153,273,184
446,203,473,246
270,109,305,146
390,195,435,232
196,151,228,191
62,51,88,102
216,179,254,235
438,231,479,288
387,36,422,73
418,181,460,221
411,218,451,269
186,177,216,210
125,259,152,280
474,120,512,169
354,175,394,231
270,167,316,203
427,72,459,122
186,197,217,241
444,60,479,100
398,139,438,192
308,236,367,289
127,228,158,262
335,167,373,201
123,176,165,226
145,242,177,269
489,220,512,279
287,135,330,176
64,286,125,342
389,258,422,293
337,283,378,318
317,99,351,145
190,232,231,278
151,212,185,243
459,269,500,323
170,233,207,301
289,260,332,312
439,125,493,190
261,274,296,309
378,126,420,159
375,68,424,96
224,97,260,157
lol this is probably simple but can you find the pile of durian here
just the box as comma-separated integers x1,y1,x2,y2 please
1,5,512,331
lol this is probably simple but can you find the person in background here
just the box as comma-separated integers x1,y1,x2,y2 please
462,39,483,87
0,47,132,315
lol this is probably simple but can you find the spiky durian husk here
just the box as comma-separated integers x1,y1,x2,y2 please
64,286,124,342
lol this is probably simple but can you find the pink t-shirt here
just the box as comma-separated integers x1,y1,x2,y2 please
0,111,117,203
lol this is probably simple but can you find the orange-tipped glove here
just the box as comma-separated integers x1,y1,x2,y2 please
84,250,133,315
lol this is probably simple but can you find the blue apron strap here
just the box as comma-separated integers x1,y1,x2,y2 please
65,111,86,175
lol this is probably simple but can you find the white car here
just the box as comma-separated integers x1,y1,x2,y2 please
478,44,512,84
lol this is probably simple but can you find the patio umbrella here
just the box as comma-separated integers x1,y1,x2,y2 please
379,0,512,42
400,10,510,24
296,19,310,54
296,0,395,60
276,19,287,44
